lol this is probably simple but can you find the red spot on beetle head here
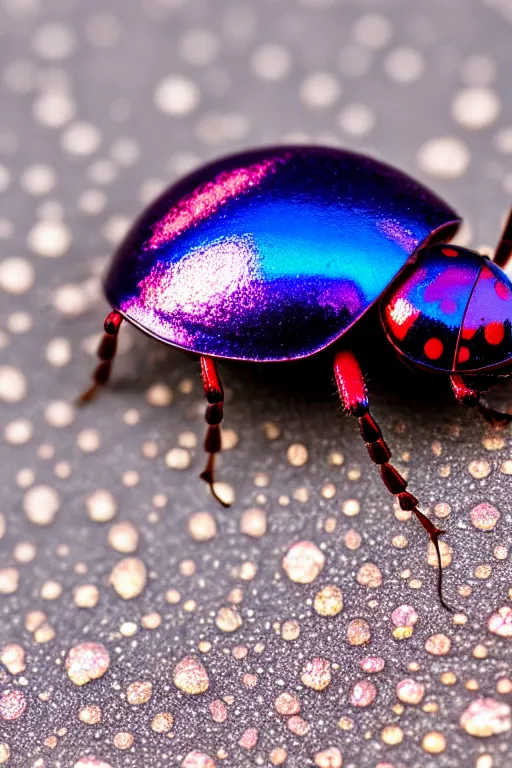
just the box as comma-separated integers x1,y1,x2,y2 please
442,248,458,257
495,280,511,300
457,346,470,365
424,337,444,360
484,321,505,345
462,327,477,341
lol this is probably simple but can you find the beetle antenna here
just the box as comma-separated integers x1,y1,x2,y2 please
492,207,512,269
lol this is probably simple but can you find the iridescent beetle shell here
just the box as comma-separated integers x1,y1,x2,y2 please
382,243,512,373
456,258,512,371
104,146,460,362
84,144,512,611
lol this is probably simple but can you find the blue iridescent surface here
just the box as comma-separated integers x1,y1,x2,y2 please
104,146,460,361
456,259,512,372
382,244,483,372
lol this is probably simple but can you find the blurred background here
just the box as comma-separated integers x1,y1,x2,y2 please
1,0,512,766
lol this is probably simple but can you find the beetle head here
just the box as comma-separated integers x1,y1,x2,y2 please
381,244,512,377
454,255,512,376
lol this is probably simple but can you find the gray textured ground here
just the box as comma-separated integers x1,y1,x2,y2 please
1,0,512,766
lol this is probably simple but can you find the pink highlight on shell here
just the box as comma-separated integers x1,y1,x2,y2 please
424,265,476,304
122,235,262,348
148,157,289,249
318,282,362,315
376,218,418,253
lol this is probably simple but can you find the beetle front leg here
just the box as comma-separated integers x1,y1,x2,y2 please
78,311,123,404
334,350,451,611
199,356,230,508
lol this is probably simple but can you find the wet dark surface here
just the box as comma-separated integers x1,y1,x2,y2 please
0,1,511,766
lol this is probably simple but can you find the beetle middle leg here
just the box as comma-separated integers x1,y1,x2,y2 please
78,310,123,405
334,349,451,611
199,356,230,508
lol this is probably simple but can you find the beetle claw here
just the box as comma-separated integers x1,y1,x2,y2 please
76,385,99,406
200,458,231,508
429,526,453,613
478,402,512,429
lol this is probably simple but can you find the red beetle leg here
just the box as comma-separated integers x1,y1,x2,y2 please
78,311,123,405
451,373,512,427
200,357,230,508
334,349,452,611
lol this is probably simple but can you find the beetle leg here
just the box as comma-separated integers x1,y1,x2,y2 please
78,311,123,405
334,349,452,611
492,207,512,269
451,373,512,427
199,356,229,508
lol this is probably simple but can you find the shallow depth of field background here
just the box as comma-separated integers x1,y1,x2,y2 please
0,0,512,766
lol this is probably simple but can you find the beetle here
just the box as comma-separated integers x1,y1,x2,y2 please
80,145,512,610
